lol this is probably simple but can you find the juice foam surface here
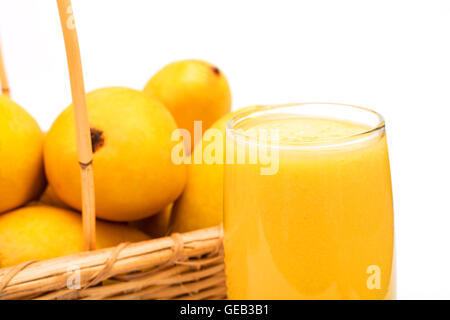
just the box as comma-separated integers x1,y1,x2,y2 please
239,116,372,144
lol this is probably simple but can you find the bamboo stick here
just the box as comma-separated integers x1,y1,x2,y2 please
56,0,96,251
0,39,10,96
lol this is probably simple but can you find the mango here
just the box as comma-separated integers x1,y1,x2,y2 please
0,205,149,268
0,95,45,213
44,87,186,222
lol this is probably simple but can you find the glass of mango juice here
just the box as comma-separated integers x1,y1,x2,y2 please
223,103,394,300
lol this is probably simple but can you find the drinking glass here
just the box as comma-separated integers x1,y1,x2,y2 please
223,103,395,299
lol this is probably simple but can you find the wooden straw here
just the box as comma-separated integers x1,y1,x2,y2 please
56,0,96,251
0,39,10,96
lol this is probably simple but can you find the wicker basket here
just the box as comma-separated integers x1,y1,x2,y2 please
0,226,225,300
0,0,226,300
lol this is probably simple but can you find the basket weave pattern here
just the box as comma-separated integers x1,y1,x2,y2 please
0,226,225,300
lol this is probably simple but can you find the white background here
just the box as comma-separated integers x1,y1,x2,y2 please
1,0,449,299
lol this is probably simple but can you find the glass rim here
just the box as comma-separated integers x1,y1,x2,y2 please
226,102,386,148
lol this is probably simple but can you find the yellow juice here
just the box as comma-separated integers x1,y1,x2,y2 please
224,109,395,300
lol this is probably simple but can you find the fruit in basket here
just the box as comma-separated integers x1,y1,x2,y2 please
129,203,173,238
39,185,72,209
0,205,149,268
44,87,186,222
0,95,45,213
143,59,231,152
171,107,254,232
